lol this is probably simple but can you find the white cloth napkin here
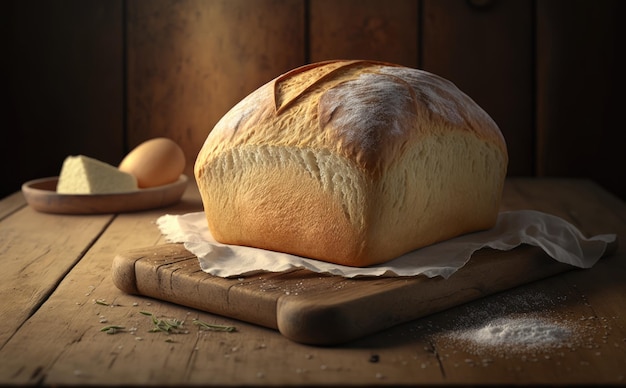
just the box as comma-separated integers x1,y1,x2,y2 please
156,210,616,279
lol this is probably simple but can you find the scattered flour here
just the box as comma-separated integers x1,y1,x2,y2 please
456,316,571,348
420,290,594,357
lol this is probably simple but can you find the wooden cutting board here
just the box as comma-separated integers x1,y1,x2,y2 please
111,242,611,345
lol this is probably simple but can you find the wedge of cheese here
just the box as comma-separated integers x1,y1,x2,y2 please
57,155,138,194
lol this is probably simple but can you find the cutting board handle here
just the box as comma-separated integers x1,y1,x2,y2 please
112,252,141,294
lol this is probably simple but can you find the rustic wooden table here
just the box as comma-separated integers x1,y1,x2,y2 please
1,178,625,386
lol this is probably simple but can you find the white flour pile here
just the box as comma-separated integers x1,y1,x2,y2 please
455,316,572,348
424,291,592,356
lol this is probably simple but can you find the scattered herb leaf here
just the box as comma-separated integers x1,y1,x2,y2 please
192,319,236,332
100,325,125,334
140,311,188,334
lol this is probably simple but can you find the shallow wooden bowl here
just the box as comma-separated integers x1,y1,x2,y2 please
22,175,188,214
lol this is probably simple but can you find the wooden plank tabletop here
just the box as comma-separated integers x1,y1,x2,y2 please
0,178,625,386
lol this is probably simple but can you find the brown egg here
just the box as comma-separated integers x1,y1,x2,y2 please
119,137,185,188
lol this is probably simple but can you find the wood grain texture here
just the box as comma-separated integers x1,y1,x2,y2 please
126,0,306,181
1,179,626,385
0,191,26,221
111,243,580,345
421,0,534,176
0,206,114,349
309,0,419,67
0,184,203,385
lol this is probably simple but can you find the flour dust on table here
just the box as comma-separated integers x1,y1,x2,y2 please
416,288,615,360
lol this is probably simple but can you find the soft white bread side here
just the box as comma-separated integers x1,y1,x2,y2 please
195,60,508,267
57,155,138,194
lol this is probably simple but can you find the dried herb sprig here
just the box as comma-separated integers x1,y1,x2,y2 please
140,311,188,334
100,325,125,334
192,319,237,332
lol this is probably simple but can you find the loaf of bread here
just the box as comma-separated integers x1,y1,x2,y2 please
57,155,138,194
195,60,508,267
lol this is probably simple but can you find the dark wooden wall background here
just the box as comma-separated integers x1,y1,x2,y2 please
3,0,625,200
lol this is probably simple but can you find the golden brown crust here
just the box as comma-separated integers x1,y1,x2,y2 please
195,60,508,267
